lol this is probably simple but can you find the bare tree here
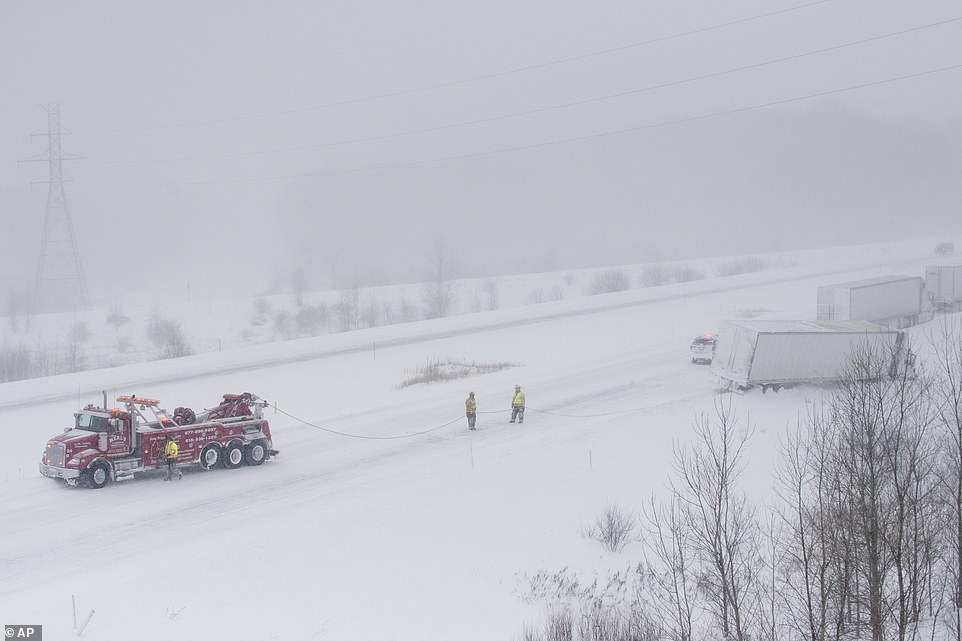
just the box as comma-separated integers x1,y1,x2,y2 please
671,396,758,641
775,415,851,641
360,288,382,328
832,339,942,641
327,255,340,290
482,278,500,311
250,298,271,326
6,288,31,333
928,317,962,641
644,493,699,641
295,302,328,336
291,264,308,308
335,279,362,332
65,320,90,372
770,336,951,641
421,236,457,319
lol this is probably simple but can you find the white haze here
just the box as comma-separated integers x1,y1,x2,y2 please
1,0,960,302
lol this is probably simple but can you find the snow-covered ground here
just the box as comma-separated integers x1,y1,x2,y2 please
0,238,954,640
0,239,940,378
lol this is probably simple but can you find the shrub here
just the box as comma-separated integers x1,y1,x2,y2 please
583,503,636,552
250,298,271,326
106,306,130,328
295,303,328,336
147,311,192,358
159,325,191,359
272,309,294,338
527,287,546,305
523,609,574,641
639,265,670,287
398,356,518,389
672,265,704,282
587,270,631,295
641,264,705,288
519,565,662,641
0,342,36,382
715,256,768,277
546,284,566,302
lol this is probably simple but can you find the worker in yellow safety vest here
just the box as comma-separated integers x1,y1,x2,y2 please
465,392,477,430
510,385,525,424
164,435,182,481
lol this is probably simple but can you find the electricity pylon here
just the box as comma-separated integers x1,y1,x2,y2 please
22,104,90,312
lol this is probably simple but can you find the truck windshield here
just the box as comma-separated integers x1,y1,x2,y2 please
75,413,109,433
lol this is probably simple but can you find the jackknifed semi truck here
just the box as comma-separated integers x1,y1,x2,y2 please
710,319,914,392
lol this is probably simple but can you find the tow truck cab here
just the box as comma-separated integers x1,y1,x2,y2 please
40,404,135,483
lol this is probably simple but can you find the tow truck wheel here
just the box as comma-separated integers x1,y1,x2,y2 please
199,444,222,470
244,440,267,466
224,442,244,469
85,462,110,489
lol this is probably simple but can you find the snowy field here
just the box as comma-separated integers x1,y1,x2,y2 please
0,239,954,640
0,241,938,379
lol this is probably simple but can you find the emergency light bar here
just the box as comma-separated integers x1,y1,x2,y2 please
116,395,160,406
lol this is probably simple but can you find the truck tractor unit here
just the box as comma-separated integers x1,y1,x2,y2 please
40,392,277,488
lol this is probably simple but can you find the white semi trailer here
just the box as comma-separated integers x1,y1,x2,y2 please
710,319,913,392
925,264,962,312
816,275,929,329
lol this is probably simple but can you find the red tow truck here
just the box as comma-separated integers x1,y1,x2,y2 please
40,392,277,488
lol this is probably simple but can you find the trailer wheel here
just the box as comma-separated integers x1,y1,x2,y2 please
224,442,244,469
199,444,222,470
84,462,110,489
244,440,267,466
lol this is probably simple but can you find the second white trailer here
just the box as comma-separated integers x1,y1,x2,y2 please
816,275,928,328
926,264,962,311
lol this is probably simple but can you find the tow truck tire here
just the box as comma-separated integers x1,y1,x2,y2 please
244,440,268,466
224,442,244,469
199,444,222,470
84,462,110,489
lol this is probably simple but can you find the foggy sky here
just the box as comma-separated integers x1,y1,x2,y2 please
2,0,960,302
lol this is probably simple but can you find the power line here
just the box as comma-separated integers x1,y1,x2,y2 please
79,0,836,135
102,15,962,166
89,61,962,189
